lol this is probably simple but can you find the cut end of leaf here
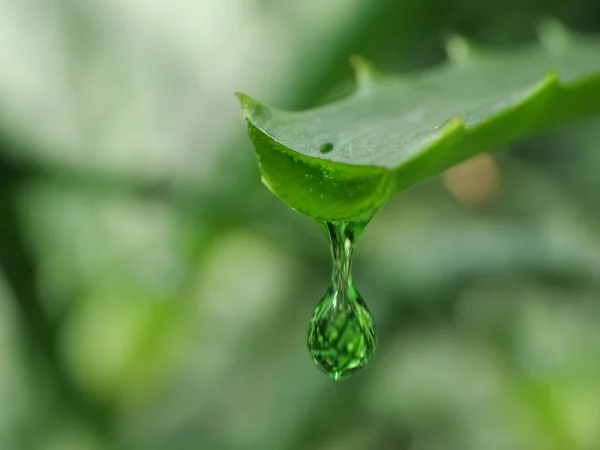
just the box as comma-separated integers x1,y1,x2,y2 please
235,92,270,120
246,122,391,221
349,55,381,91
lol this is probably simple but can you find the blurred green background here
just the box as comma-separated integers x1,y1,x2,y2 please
1,1,600,449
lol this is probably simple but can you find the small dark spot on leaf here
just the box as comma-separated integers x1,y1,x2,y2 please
319,142,334,153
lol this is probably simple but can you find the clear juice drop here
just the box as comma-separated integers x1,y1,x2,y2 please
307,221,376,380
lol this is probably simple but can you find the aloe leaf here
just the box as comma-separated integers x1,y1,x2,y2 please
238,25,600,221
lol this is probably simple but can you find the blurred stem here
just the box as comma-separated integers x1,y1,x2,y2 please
0,151,113,439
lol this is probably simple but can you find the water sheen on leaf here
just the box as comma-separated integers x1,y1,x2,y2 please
238,27,600,221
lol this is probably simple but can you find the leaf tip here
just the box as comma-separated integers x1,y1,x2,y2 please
235,92,269,120
445,34,473,64
349,54,380,91
537,19,572,53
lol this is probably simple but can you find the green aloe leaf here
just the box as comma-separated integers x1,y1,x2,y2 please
238,24,600,221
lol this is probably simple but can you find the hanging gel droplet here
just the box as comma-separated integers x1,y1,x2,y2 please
307,221,376,380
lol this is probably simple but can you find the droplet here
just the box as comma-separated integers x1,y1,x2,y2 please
307,221,376,380
319,142,334,154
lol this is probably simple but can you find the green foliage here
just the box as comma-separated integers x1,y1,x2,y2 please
239,27,600,221
2,1,600,449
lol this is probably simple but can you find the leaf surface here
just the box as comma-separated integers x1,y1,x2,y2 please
239,27,600,221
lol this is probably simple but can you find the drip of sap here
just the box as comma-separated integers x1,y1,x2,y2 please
307,221,376,380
